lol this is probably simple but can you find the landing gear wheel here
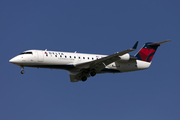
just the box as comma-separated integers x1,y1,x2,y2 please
21,70,25,74
81,76,87,82
90,71,96,77
20,66,24,74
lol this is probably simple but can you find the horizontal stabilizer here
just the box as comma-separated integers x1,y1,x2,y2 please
148,40,171,46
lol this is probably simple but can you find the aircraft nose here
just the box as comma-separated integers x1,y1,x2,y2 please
9,57,19,64
9,58,15,63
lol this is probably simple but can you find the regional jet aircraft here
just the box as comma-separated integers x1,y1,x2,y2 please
9,40,170,82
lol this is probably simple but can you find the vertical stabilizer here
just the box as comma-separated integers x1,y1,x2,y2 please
135,40,171,62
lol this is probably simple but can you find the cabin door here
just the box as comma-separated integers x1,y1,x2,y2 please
37,51,44,62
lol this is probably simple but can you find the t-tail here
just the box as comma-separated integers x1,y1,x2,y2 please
135,40,171,62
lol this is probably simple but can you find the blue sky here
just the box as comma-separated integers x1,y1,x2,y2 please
1,0,180,120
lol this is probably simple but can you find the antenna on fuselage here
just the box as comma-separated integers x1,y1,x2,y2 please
75,51,77,53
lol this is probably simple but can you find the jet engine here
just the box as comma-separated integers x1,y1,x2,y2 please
119,53,130,61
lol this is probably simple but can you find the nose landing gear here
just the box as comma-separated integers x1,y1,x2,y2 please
21,70,25,74
20,66,25,74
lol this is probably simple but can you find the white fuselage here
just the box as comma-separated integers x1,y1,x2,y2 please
9,50,151,73
9,40,170,82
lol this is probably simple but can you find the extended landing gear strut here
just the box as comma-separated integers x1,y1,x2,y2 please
20,66,25,74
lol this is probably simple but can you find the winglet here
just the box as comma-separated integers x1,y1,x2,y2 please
132,41,138,50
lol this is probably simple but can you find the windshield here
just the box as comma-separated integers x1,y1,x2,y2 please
20,52,33,55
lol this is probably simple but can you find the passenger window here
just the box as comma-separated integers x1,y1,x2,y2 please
70,56,71,58
74,56,76,59
83,57,85,59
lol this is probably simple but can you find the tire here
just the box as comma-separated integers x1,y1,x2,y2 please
21,70,25,74
81,76,87,82
90,71,96,77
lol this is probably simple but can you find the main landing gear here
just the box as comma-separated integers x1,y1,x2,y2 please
20,66,25,74
81,76,87,82
81,70,88,82
90,71,96,77
81,69,97,82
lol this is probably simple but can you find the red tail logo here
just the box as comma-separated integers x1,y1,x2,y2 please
135,42,158,62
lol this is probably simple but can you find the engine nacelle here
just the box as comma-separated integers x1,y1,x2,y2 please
119,53,130,61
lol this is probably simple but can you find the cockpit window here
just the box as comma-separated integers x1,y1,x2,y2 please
20,52,33,55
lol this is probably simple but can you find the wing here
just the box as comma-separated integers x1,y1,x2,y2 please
68,41,138,82
75,41,138,71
